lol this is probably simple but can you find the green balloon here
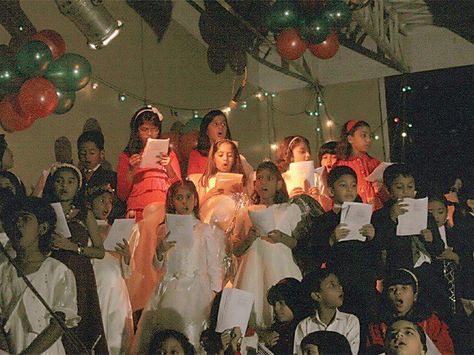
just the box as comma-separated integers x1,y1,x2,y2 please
322,1,352,29
45,53,92,91
0,56,22,93
54,90,75,114
300,17,331,44
16,40,53,78
182,117,202,134
265,0,302,32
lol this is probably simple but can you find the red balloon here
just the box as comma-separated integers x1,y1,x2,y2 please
18,78,58,119
32,30,66,59
0,95,35,132
308,32,340,59
276,28,306,61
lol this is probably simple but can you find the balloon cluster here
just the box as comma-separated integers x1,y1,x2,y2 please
267,0,353,61
0,30,92,132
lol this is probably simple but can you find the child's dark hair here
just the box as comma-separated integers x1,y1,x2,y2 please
318,141,337,164
196,110,232,156
166,180,200,218
383,163,414,191
267,277,306,321
385,317,428,353
336,120,371,160
301,330,352,355
0,171,26,197
199,139,246,187
301,268,335,308
77,130,105,151
428,194,448,208
148,329,196,355
124,106,163,156
251,161,288,204
275,136,311,173
1,197,57,255
327,166,357,189
43,165,85,210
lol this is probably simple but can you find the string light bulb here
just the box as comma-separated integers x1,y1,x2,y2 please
255,92,264,102
193,110,199,118
240,101,247,109
327,120,333,127
401,132,407,138
270,143,278,151
374,135,379,140
91,81,99,90
222,107,231,114
118,93,126,102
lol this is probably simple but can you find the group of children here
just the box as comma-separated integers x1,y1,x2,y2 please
0,108,472,355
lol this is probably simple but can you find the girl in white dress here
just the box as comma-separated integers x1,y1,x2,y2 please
135,180,225,352
87,184,134,355
0,197,80,354
232,161,304,330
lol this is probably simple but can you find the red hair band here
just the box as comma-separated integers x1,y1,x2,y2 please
346,120,360,134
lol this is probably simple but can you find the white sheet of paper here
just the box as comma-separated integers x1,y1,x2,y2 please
139,138,170,168
248,207,275,235
215,172,243,194
50,203,71,238
365,162,393,182
339,202,373,242
165,214,194,248
216,288,254,334
0,232,8,246
289,160,315,188
103,218,135,251
396,198,428,236
285,174,306,193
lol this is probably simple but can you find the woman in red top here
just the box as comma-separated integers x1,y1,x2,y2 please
335,120,386,210
116,106,181,221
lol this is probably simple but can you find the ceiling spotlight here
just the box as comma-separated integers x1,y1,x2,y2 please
55,0,123,49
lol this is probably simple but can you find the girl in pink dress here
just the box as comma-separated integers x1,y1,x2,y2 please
335,120,387,211
116,106,181,221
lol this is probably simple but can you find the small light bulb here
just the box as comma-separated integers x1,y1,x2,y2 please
240,101,247,109
256,92,264,102
222,107,231,114
401,132,407,138
374,135,379,140
91,82,99,90
408,123,413,128
327,120,333,127
270,143,278,151
271,93,277,98
316,127,321,132
18,25,24,31
264,92,269,97
193,110,199,118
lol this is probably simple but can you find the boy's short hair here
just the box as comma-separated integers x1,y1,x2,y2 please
318,141,337,163
385,317,427,353
301,331,352,355
383,163,414,189
301,269,334,307
327,166,357,189
77,130,105,151
267,277,304,319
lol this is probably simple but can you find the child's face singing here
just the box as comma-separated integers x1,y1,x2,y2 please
320,153,337,172
330,174,357,204
79,141,104,171
207,115,228,143
0,176,16,195
467,198,474,213
312,273,344,309
390,175,416,200
255,168,281,203
53,170,79,202
92,192,113,220
138,121,160,146
387,284,416,317
173,185,197,215
273,300,294,323
214,142,235,173
292,142,311,163
428,200,447,227
156,337,185,355
348,126,372,154
14,211,44,253
385,320,426,355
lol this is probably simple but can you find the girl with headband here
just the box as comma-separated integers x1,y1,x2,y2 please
335,120,387,210
116,106,181,221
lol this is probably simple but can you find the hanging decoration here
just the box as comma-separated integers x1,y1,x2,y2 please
0,29,91,133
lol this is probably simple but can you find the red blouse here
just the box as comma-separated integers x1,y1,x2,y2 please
187,149,208,175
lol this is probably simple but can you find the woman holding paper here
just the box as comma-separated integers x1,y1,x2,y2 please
232,161,304,330
135,180,225,352
117,106,181,221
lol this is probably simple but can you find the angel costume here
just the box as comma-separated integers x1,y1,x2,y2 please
0,257,80,354
232,203,303,329
135,217,225,352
